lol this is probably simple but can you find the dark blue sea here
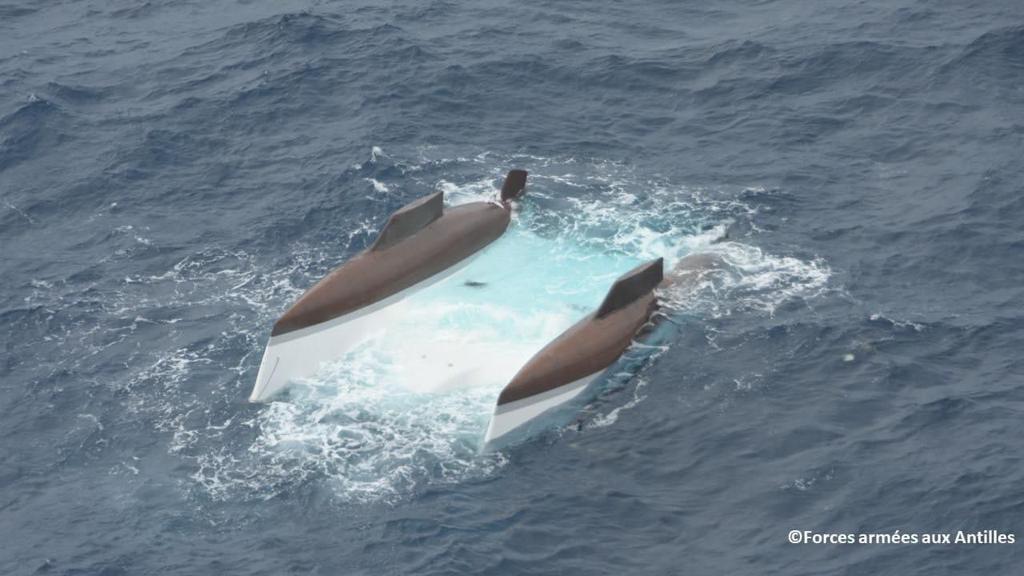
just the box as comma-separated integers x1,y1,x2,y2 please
2,1,1023,574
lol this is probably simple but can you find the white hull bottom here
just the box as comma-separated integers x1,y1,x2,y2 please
249,254,479,402
483,372,600,447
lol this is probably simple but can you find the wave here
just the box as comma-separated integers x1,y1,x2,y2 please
0,96,64,172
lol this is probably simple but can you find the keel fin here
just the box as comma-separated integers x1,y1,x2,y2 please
500,169,528,202
371,191,444,251
596,258,664,318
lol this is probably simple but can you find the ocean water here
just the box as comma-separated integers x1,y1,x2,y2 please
2,1,1023,574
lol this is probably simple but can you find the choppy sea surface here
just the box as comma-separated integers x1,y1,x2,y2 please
2,1,1023,574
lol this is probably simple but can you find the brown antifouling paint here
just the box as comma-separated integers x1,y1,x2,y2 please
371,192,444,251
271,169,528,337
596,258,663,318
497,258,664,405
497,293,658,405
272,202,510,336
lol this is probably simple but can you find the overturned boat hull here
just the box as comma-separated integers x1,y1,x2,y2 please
483,252,724,447
482,258,663,445
484,372,599,446
250,170,528,402
250,253,481,401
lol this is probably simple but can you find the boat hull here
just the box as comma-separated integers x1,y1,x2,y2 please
482,259,664,447
250,251,481,402
484,373,599,446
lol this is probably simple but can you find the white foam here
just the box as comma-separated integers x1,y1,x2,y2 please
660,241,831,317
364,178,389,193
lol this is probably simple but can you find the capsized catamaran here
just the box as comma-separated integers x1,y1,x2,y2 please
249,170,528,402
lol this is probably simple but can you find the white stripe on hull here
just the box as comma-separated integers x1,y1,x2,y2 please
249,252,481,402
483,372,600,446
